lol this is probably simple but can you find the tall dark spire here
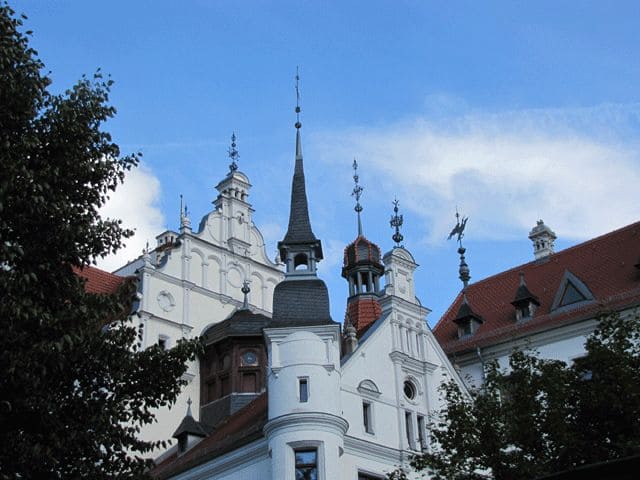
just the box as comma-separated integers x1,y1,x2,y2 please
271,70,333,327
279,68,322,261
352,158,363,236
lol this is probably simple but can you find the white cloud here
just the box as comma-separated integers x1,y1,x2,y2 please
314,103,640,243
96,164,165,272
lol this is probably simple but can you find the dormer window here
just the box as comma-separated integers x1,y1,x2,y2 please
551,270,594,311
511,272,540,322
453,293,483,339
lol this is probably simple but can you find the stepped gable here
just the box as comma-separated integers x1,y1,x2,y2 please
433,221,640,354
151,393,268,479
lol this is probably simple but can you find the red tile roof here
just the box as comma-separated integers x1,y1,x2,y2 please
433,221,640,355
74,265,128,294
151,393,268,479
346,297,382,337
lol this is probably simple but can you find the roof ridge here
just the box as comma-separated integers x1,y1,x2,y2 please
461,220,640,292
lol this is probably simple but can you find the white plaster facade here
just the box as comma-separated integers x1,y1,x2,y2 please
159,246,466,480
114,169,283,448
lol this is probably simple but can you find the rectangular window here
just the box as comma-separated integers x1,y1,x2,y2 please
358,473,384,480
299,378,309,403
158,336,167,350
405,411,414,449
363,401,373,434
417,415,426,450
295,448,317,480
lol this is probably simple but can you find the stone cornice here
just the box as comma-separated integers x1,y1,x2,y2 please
389,351,438,374
264,412,349,437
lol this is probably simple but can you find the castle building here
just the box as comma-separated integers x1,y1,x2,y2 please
433,219,640,387
148,93,464,479
112,133,283,448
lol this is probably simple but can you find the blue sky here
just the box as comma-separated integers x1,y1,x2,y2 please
16,0,640,324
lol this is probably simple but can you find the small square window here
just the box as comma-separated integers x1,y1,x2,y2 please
299,378,309,403
158,336,168,350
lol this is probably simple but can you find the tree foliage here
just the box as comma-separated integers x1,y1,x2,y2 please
389,311,640,480
0,3,200,478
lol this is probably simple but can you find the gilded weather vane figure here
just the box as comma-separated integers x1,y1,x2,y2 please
390,198,404,247
228,132,239,173
447,208,468,248
352,158,364,236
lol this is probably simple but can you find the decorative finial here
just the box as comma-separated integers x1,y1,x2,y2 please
186,397,193,417
448,209,471,288
241,280,250,310
458,246,471,288
295,66,301,130
180,194,191,230
447,207,468,248
228,132,239,173
351,158,364,236
390,198,404,247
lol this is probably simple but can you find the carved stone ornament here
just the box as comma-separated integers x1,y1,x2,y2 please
157,291,176,312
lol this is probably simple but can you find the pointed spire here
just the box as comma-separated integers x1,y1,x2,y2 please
279,68,322,259
352,158,364,236
390,198,404,247
228,132,239,173
186,397,193,417
241,280,250,310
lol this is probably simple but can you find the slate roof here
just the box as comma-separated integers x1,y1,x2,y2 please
342,235,383,271
433,221,640,355
172,413,208,439
271,279,336,326
279,129,323,260
74,265,128,294
281,154,318,246
151,393,268,479
203,309,271,345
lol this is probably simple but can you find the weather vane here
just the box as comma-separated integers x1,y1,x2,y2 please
447,208,468,248
390,198,404,247
352,158,364,236
228,132,239,173
448,208,471,288
295,66,301,129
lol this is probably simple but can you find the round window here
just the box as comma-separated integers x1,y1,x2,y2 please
404,380,416,399
242,350,258,366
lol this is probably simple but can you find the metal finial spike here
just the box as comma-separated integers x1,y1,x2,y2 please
294,67,302,129
351,158,364,236
390,197,404,247
228,132,239,173
241,280,250,309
